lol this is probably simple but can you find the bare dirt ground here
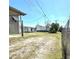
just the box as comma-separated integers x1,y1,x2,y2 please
9,32,62,59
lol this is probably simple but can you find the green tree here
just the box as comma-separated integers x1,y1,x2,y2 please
49,23,59,33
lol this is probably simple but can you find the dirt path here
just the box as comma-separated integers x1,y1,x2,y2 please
9,36,57,59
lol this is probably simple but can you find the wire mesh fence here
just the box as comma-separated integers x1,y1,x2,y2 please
62,26,70,59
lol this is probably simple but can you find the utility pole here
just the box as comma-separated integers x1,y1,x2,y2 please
21,20,23,37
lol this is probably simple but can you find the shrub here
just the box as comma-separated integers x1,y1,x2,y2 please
49,23,59,33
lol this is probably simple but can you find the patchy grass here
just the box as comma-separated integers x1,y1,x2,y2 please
44,32,62,59
10,35,41,45
9,32,49,45
52,42,62,59
52,32,62,59
9,32,62,59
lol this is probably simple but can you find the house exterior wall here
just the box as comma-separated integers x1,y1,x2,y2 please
23,27,28,32
46,24,51,31
23,27,36,33
28,27,32,32
9,16,19,34
31,28,36,32
9,7,26,34
36,25,46,31
18,19,21,34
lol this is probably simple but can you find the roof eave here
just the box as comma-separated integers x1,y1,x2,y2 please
9,6,26,16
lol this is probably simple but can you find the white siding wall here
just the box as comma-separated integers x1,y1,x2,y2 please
18,16,21,33
9,16,19,34
36,25,46,31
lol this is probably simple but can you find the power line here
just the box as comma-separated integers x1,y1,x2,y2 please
34,0,49,21
23,0,43,15
23,0,50,25
23,0,49,20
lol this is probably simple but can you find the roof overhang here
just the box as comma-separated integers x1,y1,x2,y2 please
9,6,26,16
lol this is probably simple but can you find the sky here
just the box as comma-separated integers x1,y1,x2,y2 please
9,0,70,27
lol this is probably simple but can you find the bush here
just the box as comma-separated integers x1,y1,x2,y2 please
49,23,59,33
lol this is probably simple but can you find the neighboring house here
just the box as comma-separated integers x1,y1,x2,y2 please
31,27,36,32
36,25,46,32
62,18,70,59
23,26,36,32
9,6,26,34
36,24,51,32
23,26,28,32
46,24,51,31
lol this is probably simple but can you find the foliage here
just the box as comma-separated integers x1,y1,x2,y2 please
49,23,59,33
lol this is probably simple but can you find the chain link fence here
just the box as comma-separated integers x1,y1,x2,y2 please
62,20,70,59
